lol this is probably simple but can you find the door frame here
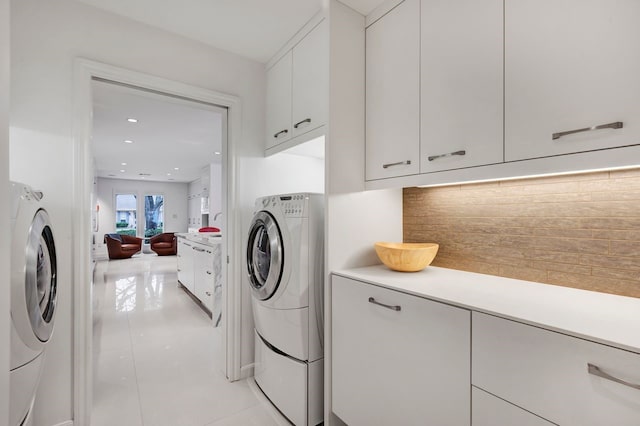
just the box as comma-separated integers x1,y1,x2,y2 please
72,58,243,425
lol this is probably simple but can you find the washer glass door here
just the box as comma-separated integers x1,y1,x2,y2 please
26,209,57,342
247,211,283,300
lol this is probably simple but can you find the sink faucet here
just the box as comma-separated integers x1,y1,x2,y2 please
213,212,222,221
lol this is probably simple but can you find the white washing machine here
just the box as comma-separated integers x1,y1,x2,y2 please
247,193,324,426
9,182,58,426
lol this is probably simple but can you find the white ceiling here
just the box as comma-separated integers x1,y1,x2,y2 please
73,0,385,63
92,80,223,183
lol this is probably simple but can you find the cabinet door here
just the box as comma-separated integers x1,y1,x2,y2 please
291,20,327,139
473,312,640,426
505,0,640,161
266,51,293,149
472,386,554,426
195,246,215,312
420,0,503,173
177,240,194,291
332,275,470,426
365,0,421,180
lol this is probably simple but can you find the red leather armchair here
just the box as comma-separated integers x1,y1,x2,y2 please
104,234,143,260
149,232,177,256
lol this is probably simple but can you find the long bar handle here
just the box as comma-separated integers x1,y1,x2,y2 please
428,150,466,162
294,118,311,129
382,160,412,169
193,246,205,252
588,363,640,391
553,121,623,140
273,129,288,139
368,297,401,311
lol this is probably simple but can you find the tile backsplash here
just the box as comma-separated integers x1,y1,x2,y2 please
403,169,640,298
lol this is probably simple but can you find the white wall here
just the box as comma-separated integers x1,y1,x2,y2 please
209,162,223,227
8,0,290,422
94,177,189,253
0,0,10,423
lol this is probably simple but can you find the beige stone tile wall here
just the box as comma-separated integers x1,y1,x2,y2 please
403,169,640,298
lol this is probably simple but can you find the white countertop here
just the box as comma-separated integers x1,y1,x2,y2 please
333,265,640,354
176,232,222,246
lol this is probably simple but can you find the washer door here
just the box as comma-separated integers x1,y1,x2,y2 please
247,211,283,300
25,209,57,342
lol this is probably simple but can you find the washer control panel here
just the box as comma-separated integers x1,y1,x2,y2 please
280,194,307,218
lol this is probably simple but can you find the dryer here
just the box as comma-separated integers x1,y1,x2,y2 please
247,193,324,426
9,182,58,426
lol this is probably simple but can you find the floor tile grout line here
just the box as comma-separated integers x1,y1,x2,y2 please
126,266,146,426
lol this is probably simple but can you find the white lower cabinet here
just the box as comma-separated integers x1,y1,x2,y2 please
472,312,640,426
177,237,217,313
331,275,470,425
472,386,554,426
177,238,194,292
192,243,214,313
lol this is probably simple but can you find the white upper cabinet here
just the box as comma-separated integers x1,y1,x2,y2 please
265,18,327,154
266,51,293,149
505,0,640,161
291,20,328,139
420,0,503,173
365,0,420,181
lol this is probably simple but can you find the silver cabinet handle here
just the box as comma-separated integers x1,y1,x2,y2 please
368,297,401,311
206,291,212,296
273,129,288,138
184,242,192,247
177,268,181,272
382,160,411,169
206,271,212,275
553,121,623,140
588,363,640,391
293,118,311,129
428,150,466,162
193,247,205,252
206,250,212,254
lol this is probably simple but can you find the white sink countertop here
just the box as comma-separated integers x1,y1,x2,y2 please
333,265,640,354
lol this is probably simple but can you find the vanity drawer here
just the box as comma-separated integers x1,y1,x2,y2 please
472,312,640,425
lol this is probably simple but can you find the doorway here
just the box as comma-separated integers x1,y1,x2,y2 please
73,59,242,425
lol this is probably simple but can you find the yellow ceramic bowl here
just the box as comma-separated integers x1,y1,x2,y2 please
374,242,439,272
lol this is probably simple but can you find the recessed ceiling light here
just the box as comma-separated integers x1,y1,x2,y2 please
120,169,125,173
124,140,133,144
141,176,145,179
174,167,179,170
214,151,221,155
127,118,138,123
121,162,127,166
167,173,171,176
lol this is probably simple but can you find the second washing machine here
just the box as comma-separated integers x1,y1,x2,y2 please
247,193,324,426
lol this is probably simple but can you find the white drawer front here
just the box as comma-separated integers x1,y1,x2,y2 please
472,312,640,425
332,275,470,426
472,386,554,426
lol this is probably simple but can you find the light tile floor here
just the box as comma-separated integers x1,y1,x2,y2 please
92,254,288,426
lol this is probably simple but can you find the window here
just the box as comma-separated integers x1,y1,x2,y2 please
144,195,164,239
115,194,137,236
